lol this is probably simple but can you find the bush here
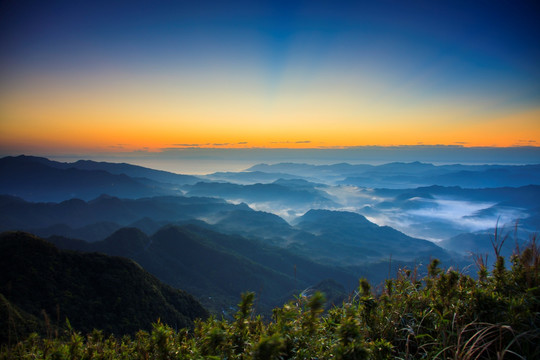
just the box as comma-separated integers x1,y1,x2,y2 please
2,240,539,359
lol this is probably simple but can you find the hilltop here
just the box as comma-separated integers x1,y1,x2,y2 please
0,232,207,343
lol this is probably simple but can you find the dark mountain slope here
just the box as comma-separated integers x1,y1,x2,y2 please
0,194,250,235
28,222,122,243
0,232,207,343
212,209,296,241
291,209,451,265
2,155,200,185
170,224,358,290
145,226,300,310
0,155,171,202
50,226,299,314
49,224,359,315
58,159,200,185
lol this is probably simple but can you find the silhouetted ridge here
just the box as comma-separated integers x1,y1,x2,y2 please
0,194,250,241
100,227,150,256
214,209,294,240
290,209,450,265
0,156,168,201
48,224,359,315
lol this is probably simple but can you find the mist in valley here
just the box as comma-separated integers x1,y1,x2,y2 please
1,154,539,316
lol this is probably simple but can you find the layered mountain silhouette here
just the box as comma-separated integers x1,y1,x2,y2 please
203,170,309,184
0,156,170,201
288,210,451,265
0,194,455,268
0,194,250,241
248,162,540,188
0,232,207,343
48,158,200,185
1,154,537,327
211,209,296,243
0,155,205,202
359,185,540,239
48,224,358,315
184,181,337,208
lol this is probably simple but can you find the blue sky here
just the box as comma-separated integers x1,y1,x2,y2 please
1,0,539,158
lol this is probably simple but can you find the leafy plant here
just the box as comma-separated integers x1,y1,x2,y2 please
2,236,539,359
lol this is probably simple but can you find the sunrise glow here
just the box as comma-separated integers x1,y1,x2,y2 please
1,1,539,155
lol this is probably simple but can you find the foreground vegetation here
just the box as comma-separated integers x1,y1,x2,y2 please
2,237,539,359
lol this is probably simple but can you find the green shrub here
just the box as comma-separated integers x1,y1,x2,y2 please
2,239,539,359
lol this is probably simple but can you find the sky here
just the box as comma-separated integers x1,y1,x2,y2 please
1,0,540,162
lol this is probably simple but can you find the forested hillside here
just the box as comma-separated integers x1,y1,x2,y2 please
2,238,538,359
0,232,207,344
47,224,358,314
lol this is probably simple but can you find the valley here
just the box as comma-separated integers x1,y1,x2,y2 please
2,155,538,322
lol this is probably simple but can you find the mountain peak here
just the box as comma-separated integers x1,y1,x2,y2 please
297,209,372,225
101,227,150,256
91,194,121,202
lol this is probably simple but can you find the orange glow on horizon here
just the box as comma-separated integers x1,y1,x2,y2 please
1,68,539,154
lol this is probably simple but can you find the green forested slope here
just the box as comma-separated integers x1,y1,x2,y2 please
49,225,359,315
2,238,539,359
0,232,208,344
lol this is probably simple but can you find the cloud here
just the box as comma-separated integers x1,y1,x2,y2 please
407,198,497,222
514,139,538,146
129,148,150,154
171,143,210,147
270,140,312,144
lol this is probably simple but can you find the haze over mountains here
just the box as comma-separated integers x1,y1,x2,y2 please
1,154,539,333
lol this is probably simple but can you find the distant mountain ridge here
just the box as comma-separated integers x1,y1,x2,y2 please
0,194,250,239
202,170,309,184
0,156,171,201
184,181,337,208
2,155,535,299
46,157,200,185
0,155,205,202
0,194,457,269
248,161,540,188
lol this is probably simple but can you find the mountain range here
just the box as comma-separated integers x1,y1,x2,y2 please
0,194,457,266
248,161,540,188
47,224,359,315
1,154,538,338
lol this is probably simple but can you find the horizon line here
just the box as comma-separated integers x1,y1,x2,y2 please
3,144,540,157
